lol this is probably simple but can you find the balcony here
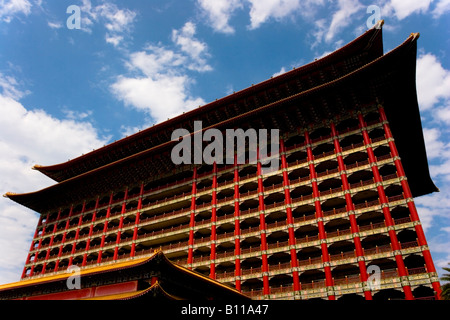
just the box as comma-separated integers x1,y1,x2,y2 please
33,134,393,248
241,266,430,299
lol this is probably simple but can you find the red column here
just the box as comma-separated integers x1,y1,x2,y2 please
378,105,442,299
210,163,218,279
330,121,373,300
304,129,335,300
68,201,86,267
257,149,270,297
41,209,62,274
357,111,414,300
30,215,48,277
131,183,145,257
82,197,100,266
233,154,242,291
279,138,300,292
187,167,197,268
21,215,43,278
97,193,114,263
114,188,129,260
36,216,48,251
54,205,74,271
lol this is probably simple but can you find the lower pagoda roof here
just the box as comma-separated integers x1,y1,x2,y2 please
0,250,249,300
4,30,438,213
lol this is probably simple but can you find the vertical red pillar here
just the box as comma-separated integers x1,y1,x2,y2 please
41,209,62,274
210,163,218,279
233,154,242,291
378,105,442,299
279,137,300,293
304,129,335,300
82,197,100,266
257,149,270,297
69,201,86,267
36,216,48,252
187,167,197,268
54,205,74,271
114,188,129,260
131,183,145,257
22,215,43,278
330,121,373,300
357,111,414,300
97,193,114,263
30,214,49,276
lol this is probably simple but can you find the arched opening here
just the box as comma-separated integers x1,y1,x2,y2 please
413,285,435,300
373,288,405,300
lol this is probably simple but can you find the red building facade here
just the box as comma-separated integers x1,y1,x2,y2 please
2,23,442,300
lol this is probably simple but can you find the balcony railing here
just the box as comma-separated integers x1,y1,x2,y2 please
241,266,428,298
36,144,395,244
28,205,413,267
28,170,407,268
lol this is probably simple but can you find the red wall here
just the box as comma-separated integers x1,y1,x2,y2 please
24,281,138,300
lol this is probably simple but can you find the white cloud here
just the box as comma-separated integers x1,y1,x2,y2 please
415,185,450,238
0,73,30,100
197,0,326,32
423,128,446,160
0,0,32,22
435,102,450,125
310,18,327,49
127,47,186,76
432,0,450,17
105,34,123,47
97,3,136,33
422,126,450,183
375,0,450,21
416,53,450,111
171,22,212,72
61,107,93,121
246,0,301,29
430,158,450,183
427,235,450,275
0,75,109,284
111,22,210,124
308,0,362,48
246,0,326,29
47,21,62,29
80,0,137,46
325,0,364,42
197,0,243,34
272,67,286,77
111,75,205,124
382,0,432,20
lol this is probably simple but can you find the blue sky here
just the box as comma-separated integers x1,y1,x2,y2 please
0,0,449,286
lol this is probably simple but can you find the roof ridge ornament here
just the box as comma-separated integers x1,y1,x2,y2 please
3,192,16,198
410,32,420,40
373,20,384,30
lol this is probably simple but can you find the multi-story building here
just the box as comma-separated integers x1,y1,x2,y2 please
1,22,442,300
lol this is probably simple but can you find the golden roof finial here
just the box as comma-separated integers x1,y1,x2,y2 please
3,192,16,198
373,20,384,30
410,32,420,40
